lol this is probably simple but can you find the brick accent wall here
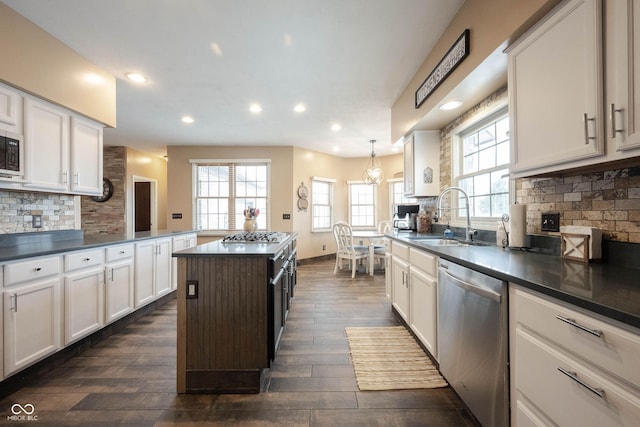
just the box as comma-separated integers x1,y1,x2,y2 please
81,146,126,235
517,167,640,243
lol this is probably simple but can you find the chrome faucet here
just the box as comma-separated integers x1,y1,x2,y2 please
435,186,477,242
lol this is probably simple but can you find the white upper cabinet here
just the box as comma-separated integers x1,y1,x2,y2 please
0,83,22,134
5,89,103,195
23,97,70,192
70,116,103,195
605,0,640,154
508,0,604,177
404,130,440,197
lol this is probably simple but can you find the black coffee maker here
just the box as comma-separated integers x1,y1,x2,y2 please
393,204,420,231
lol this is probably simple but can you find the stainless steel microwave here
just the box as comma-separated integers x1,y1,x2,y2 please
0,131,22,177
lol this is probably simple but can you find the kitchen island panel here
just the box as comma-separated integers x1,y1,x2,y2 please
177,255,269,393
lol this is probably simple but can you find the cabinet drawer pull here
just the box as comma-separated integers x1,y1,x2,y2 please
557,367,605,398
119,250,126,254
12,293,18,312
583,113,596,144
556,315,603,338
34,266,42,272
609,103,623,139
84,257,91,262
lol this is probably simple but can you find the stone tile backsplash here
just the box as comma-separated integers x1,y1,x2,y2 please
0,191,77,234
516,166,640,243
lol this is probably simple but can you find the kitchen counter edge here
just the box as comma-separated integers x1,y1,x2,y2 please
172,233,298,257
0,230,198,263
390,232,640,331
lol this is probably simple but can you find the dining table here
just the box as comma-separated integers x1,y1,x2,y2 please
352,230,385,276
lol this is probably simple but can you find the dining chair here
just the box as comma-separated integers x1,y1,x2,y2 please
373,220,392,270
332,221,370,278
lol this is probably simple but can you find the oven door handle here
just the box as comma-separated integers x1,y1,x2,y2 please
439,268,502,303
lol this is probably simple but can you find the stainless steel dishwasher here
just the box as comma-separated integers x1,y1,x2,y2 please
437,259,509,427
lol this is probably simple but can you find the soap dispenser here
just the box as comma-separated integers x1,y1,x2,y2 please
444,224,453,239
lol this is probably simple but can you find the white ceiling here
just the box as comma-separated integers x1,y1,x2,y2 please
2,0,465,158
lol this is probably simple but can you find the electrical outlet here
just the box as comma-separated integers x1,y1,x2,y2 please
541,212,560,232
282,213,291,220
322,244,326,251
32,215,42,228
186,280,198,299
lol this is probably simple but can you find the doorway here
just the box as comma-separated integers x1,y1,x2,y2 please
135,181,151,232
132,175,157,234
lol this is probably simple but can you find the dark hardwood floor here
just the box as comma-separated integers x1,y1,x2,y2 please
0,259,479,426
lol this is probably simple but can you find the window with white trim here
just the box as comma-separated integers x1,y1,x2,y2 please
311,177,334,232
388,178,416,217
453,107,510,227
192,160,269,232
348,181,376,229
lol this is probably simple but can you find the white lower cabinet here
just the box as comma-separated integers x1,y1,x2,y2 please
1,233,191,381
63,249,105,345
510,285,640,427
408,248,438,359
104,244,134,324
171,233,197,289
135,237,172,307
391,253,410,322
3,255,62,376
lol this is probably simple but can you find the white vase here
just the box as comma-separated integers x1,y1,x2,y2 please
243,218,257,231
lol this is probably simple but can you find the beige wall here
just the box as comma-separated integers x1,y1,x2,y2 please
0,3,116,127
166,145,401,260
391,0,558,142
126,148,168,233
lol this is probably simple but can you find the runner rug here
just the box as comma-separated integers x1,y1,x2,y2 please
345,326,448,391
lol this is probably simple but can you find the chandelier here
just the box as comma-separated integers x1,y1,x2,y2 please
362,139,384,185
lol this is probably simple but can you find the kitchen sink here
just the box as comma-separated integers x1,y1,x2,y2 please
422,239,491,247
405,235,442,240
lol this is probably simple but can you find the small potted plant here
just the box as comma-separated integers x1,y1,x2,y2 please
243,205,260,231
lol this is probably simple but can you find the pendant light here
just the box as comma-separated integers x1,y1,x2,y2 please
362,139,384,185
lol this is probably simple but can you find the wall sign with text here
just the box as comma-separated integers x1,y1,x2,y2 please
415,29,470,109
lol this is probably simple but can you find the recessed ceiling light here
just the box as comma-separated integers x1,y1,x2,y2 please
439,100,463,111
181,116,194,124
84,73,106,85
294,103,306,113
331,123,341,132
210,42,223,56
126,73,147,83
249,103,262,113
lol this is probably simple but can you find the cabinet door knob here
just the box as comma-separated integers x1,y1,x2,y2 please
34,266,42,272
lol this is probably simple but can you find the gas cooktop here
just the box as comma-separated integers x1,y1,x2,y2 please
221,231,287,243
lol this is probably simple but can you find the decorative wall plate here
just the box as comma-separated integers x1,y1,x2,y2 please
297,183,309,199
297,198,309,211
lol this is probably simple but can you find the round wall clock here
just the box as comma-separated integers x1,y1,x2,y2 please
91,178,114,202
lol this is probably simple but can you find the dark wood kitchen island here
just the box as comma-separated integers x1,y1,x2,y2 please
173,232,297,394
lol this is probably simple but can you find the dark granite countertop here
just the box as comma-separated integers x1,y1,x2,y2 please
391,232,640,331
0,230,197,263
172,233,297,258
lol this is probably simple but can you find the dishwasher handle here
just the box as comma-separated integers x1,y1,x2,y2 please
439,267,502,303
